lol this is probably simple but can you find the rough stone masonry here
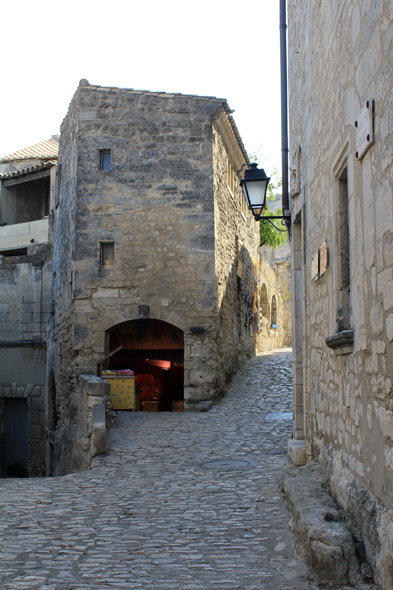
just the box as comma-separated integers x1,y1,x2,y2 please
287,0,393,586
49,81,260,474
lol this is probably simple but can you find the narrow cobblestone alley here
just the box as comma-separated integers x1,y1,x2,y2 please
1,349,313,590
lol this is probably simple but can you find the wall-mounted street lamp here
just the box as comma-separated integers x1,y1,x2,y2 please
240,163,290,232
240,0,291,237
240,163,271,221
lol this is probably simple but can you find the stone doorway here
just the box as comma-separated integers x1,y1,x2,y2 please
106,319,184,412
4,398,28,476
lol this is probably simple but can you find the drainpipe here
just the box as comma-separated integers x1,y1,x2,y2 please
280,0,290,230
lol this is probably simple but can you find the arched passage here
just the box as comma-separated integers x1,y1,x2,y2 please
105,319,184,412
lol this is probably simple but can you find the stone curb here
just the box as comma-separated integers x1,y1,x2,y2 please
281,460,374,588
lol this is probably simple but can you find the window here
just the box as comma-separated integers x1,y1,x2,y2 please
100,150,111,171
335,166,350,331
100,242,114,269
1,174,50,225
271,295,277,325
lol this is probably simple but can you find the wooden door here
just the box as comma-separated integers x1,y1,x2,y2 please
4,398,28,474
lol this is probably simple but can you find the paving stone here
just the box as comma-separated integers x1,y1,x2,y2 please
0,349,320,589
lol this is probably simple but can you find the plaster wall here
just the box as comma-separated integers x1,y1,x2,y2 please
288,0,393,585
0,218,49,251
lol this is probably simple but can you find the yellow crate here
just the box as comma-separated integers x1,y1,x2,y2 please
103,376,140,410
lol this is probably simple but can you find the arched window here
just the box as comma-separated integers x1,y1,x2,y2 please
271,295,277,325
260,284,269,319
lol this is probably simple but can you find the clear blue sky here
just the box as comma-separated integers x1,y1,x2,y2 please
0,0,283,174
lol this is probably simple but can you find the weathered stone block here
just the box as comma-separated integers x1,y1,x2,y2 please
28,397,44,411
288,439,307,466
91,403,106,456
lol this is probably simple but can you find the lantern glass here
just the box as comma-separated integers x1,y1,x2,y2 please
240,164,271,220
244,180,268,209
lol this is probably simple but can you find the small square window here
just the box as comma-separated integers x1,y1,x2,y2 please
100,150,111,171
100,242,114,269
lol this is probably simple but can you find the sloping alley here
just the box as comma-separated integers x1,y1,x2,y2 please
0,349,312,589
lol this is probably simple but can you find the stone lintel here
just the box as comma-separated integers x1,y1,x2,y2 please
0,340,46,348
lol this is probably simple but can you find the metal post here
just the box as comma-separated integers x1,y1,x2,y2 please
280,0,290,222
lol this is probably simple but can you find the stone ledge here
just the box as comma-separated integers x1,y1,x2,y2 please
281,460,377,588
325,329,354,350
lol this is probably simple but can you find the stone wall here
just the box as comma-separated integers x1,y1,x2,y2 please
0,244,52,475
212,130,258,390
256,244,292,352
51,82,256,473
48,91,80,461
257,258,284,352
288,0,393,586
49,375,110,476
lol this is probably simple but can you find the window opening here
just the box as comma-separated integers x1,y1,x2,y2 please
271,295,277,325
100,242,115,270
1,175,50,225
336,166,350,331
100,150,111,171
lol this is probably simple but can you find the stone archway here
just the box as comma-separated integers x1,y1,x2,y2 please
105,319,184,412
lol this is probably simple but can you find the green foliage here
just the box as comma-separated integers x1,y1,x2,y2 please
259,204,287,248
248,149,288,249
259,170,287,248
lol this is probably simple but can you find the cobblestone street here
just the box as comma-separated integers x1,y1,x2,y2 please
1,349,312,590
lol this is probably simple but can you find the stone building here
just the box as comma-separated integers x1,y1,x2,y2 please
257,244,292,352
0,137,58,476
0,82,291,478
287,0,393,586
48,80,262,474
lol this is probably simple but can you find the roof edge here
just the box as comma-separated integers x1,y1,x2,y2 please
77,79,229,104
213,107,250,177
0,160,57,180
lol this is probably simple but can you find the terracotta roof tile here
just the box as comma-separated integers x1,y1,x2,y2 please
0,136,59,163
